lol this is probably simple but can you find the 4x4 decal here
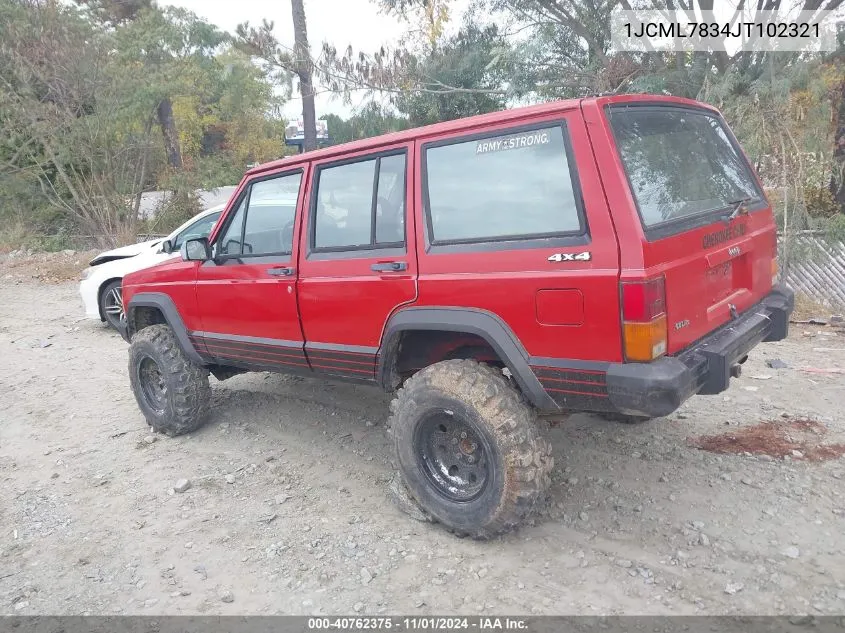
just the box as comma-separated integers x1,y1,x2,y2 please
548,252,591,263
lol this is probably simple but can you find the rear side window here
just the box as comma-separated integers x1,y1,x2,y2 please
315,159,375,249
313,152,407,252
607,107,762,233
424,124,583,245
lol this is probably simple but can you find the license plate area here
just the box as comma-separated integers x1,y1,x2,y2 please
705,259,735,300
706,239,753,296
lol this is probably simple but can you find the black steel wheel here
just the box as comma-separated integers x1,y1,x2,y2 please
415,410,490,502
137,356,167,415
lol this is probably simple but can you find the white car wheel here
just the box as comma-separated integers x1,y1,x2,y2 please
99,280,125,330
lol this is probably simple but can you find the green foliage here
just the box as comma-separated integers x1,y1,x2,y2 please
324,103,410,144
172,47,286,171
826,212,845,243
0,0,151,245
0,0,285,247
806,185,841,219
392,24,508,126
698,55,843,232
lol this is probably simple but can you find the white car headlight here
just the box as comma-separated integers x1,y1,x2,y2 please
80,268,94,281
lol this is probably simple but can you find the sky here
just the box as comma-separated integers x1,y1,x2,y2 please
164,0,463,120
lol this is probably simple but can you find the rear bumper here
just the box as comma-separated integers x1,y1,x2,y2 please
605,284,794,418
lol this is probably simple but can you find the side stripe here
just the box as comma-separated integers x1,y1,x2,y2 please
529,363,612,411
188,332,377,381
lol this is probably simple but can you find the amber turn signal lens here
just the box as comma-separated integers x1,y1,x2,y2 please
623,315,668,362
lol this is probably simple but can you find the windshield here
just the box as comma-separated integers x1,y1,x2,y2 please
607,107,762,229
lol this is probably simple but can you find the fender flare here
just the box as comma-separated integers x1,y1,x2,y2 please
126,292,205,365
378,306,558,411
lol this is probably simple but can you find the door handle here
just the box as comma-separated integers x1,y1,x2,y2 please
267,266,295,276
371,261,407,272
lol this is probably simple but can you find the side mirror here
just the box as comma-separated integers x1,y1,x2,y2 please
181,237,211,262
160,239,173,254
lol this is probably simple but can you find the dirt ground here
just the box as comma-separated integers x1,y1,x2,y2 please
2,273,845,616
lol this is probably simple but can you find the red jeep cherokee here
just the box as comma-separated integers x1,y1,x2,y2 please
121,94,794,537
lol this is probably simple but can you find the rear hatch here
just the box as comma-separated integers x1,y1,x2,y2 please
606,104,776,354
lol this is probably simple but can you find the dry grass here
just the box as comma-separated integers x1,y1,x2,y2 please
690,417,845,462
792,292,835,322
0,250,98,284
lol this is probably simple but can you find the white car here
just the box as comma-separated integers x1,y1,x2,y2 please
79,205,224,330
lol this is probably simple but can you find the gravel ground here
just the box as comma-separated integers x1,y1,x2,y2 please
1,277,845,616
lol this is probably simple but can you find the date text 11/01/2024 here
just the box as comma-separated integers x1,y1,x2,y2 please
307,617,529,630
624,21,821,39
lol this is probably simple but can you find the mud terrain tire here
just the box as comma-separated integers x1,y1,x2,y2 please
389,359,553,538
129,324,210,436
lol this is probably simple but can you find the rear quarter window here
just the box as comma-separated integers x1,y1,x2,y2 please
423,124,584,245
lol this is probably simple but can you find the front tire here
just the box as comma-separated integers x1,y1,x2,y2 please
129,324,211,436
99,279,124,331
389,360,553,538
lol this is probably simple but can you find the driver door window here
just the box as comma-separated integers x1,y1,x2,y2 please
219,198,247,256
218,171,302,257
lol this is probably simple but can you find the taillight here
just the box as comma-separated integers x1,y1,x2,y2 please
622,277,667,362
622,277,666,321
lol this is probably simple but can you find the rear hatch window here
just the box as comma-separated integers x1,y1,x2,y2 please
607,105,775,354
608,106,763,237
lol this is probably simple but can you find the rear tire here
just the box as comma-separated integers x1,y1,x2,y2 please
389,360,553,538
129,324,210,436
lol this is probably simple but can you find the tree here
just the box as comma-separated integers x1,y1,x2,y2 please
392,23,508,125
0,0,155,244
236,0,319,153
379,0,453,54
0,0,285,246
323,102,409,144
74,0,151,24
107,5,226,170
291,0,318,152
180,47,286,185
316,0,509,125
482,0,843,98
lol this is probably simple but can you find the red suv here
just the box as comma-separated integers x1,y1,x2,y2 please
121,94,793,537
